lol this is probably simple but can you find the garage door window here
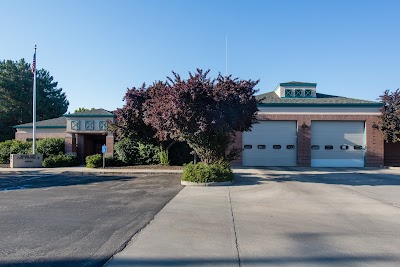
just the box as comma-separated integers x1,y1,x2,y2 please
325,145,333,150
244,145,252,149
257,145,266,149
273,145,281,149
340,145,349,150
311,145,320,150
354,145,363,150
286,145,295,150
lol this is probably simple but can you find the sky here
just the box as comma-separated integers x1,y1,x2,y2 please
1,0,399,113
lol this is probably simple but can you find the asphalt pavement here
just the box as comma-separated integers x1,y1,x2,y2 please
0,171,183,267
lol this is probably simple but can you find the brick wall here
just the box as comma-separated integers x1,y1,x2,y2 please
384,141,400,166
232,114,384,167
15,132,66,141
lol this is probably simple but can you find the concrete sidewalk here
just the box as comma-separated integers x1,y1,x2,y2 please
0,166,182,175
105,168,400,267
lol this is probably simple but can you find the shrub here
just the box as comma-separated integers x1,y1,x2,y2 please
42,154,79,168
115,138,139,165
86,154,124,168
138,142,160,165
182,162,234,183
0,140,33,163
159,149,169,166
86,154,103,168
36,138,64,158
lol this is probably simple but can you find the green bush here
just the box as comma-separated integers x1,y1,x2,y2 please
86,154,103,168
86,154,124,168
138,142,160,165
182,162,234,183
36,138,64,158
115,138,139,165
42,154,79,168
0,140,33,163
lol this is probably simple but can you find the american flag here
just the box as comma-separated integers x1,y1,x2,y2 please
32,50,36,74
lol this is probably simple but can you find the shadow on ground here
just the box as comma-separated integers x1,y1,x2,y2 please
0,173,157,191
233,168,400,186
2,254,400,267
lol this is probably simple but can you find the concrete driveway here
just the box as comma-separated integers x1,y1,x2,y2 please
107,168,400,267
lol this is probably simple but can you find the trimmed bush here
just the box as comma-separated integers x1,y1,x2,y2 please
37,138,64,158
42,154,79,168
86,154,124,168
182,162,234,183
86,154,103,168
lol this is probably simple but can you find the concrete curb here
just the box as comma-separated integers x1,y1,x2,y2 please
0,167,183,175
180,180,234,186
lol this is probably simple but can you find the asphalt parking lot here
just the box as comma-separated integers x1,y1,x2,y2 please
0,172,183,267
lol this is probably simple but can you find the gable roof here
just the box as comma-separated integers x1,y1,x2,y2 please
13,117,66,129
64,108,115,117
257,91,381,107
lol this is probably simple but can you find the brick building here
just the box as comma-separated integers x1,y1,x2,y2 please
233,81,384,167
14,109,115,161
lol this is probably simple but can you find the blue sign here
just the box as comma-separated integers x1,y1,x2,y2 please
101,145,107,154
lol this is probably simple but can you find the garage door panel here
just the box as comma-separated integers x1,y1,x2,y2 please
311,121,365,167
243,121,297,166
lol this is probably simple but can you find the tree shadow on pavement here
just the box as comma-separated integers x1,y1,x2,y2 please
232,168,400,186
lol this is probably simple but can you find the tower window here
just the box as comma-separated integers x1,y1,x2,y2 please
305,89,312,97
295,89,302,97
285,89,293,97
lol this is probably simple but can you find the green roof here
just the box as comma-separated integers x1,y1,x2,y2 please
279,81,317,87
13,117,66,128
64,108,115,117
257,92,381,107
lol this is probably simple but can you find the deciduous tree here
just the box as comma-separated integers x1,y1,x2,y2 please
379,89,400,143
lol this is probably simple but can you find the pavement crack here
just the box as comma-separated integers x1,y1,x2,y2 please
228,187,241,267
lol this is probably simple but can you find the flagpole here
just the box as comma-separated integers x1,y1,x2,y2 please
32,45,37,154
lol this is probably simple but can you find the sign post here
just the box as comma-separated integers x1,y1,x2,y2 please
101,144,107,169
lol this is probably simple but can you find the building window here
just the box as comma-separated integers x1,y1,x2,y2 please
285,89,293,97
305,89,312,97
295,89,302,97
99,121,107,130
85,121,94,130
71,120,80,130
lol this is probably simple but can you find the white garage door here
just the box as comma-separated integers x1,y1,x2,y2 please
311,121,365,167
242,121,297,166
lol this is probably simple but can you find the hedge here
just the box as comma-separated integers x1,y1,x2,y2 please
42,154,79,168
181,162,234,183
86,154,124,168
36,138,64,159
0,140,33,163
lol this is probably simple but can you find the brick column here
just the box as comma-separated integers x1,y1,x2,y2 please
65,133,77,156
365,119,384,167
106,133,114,157
297,118,311,166
230,132,243,166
